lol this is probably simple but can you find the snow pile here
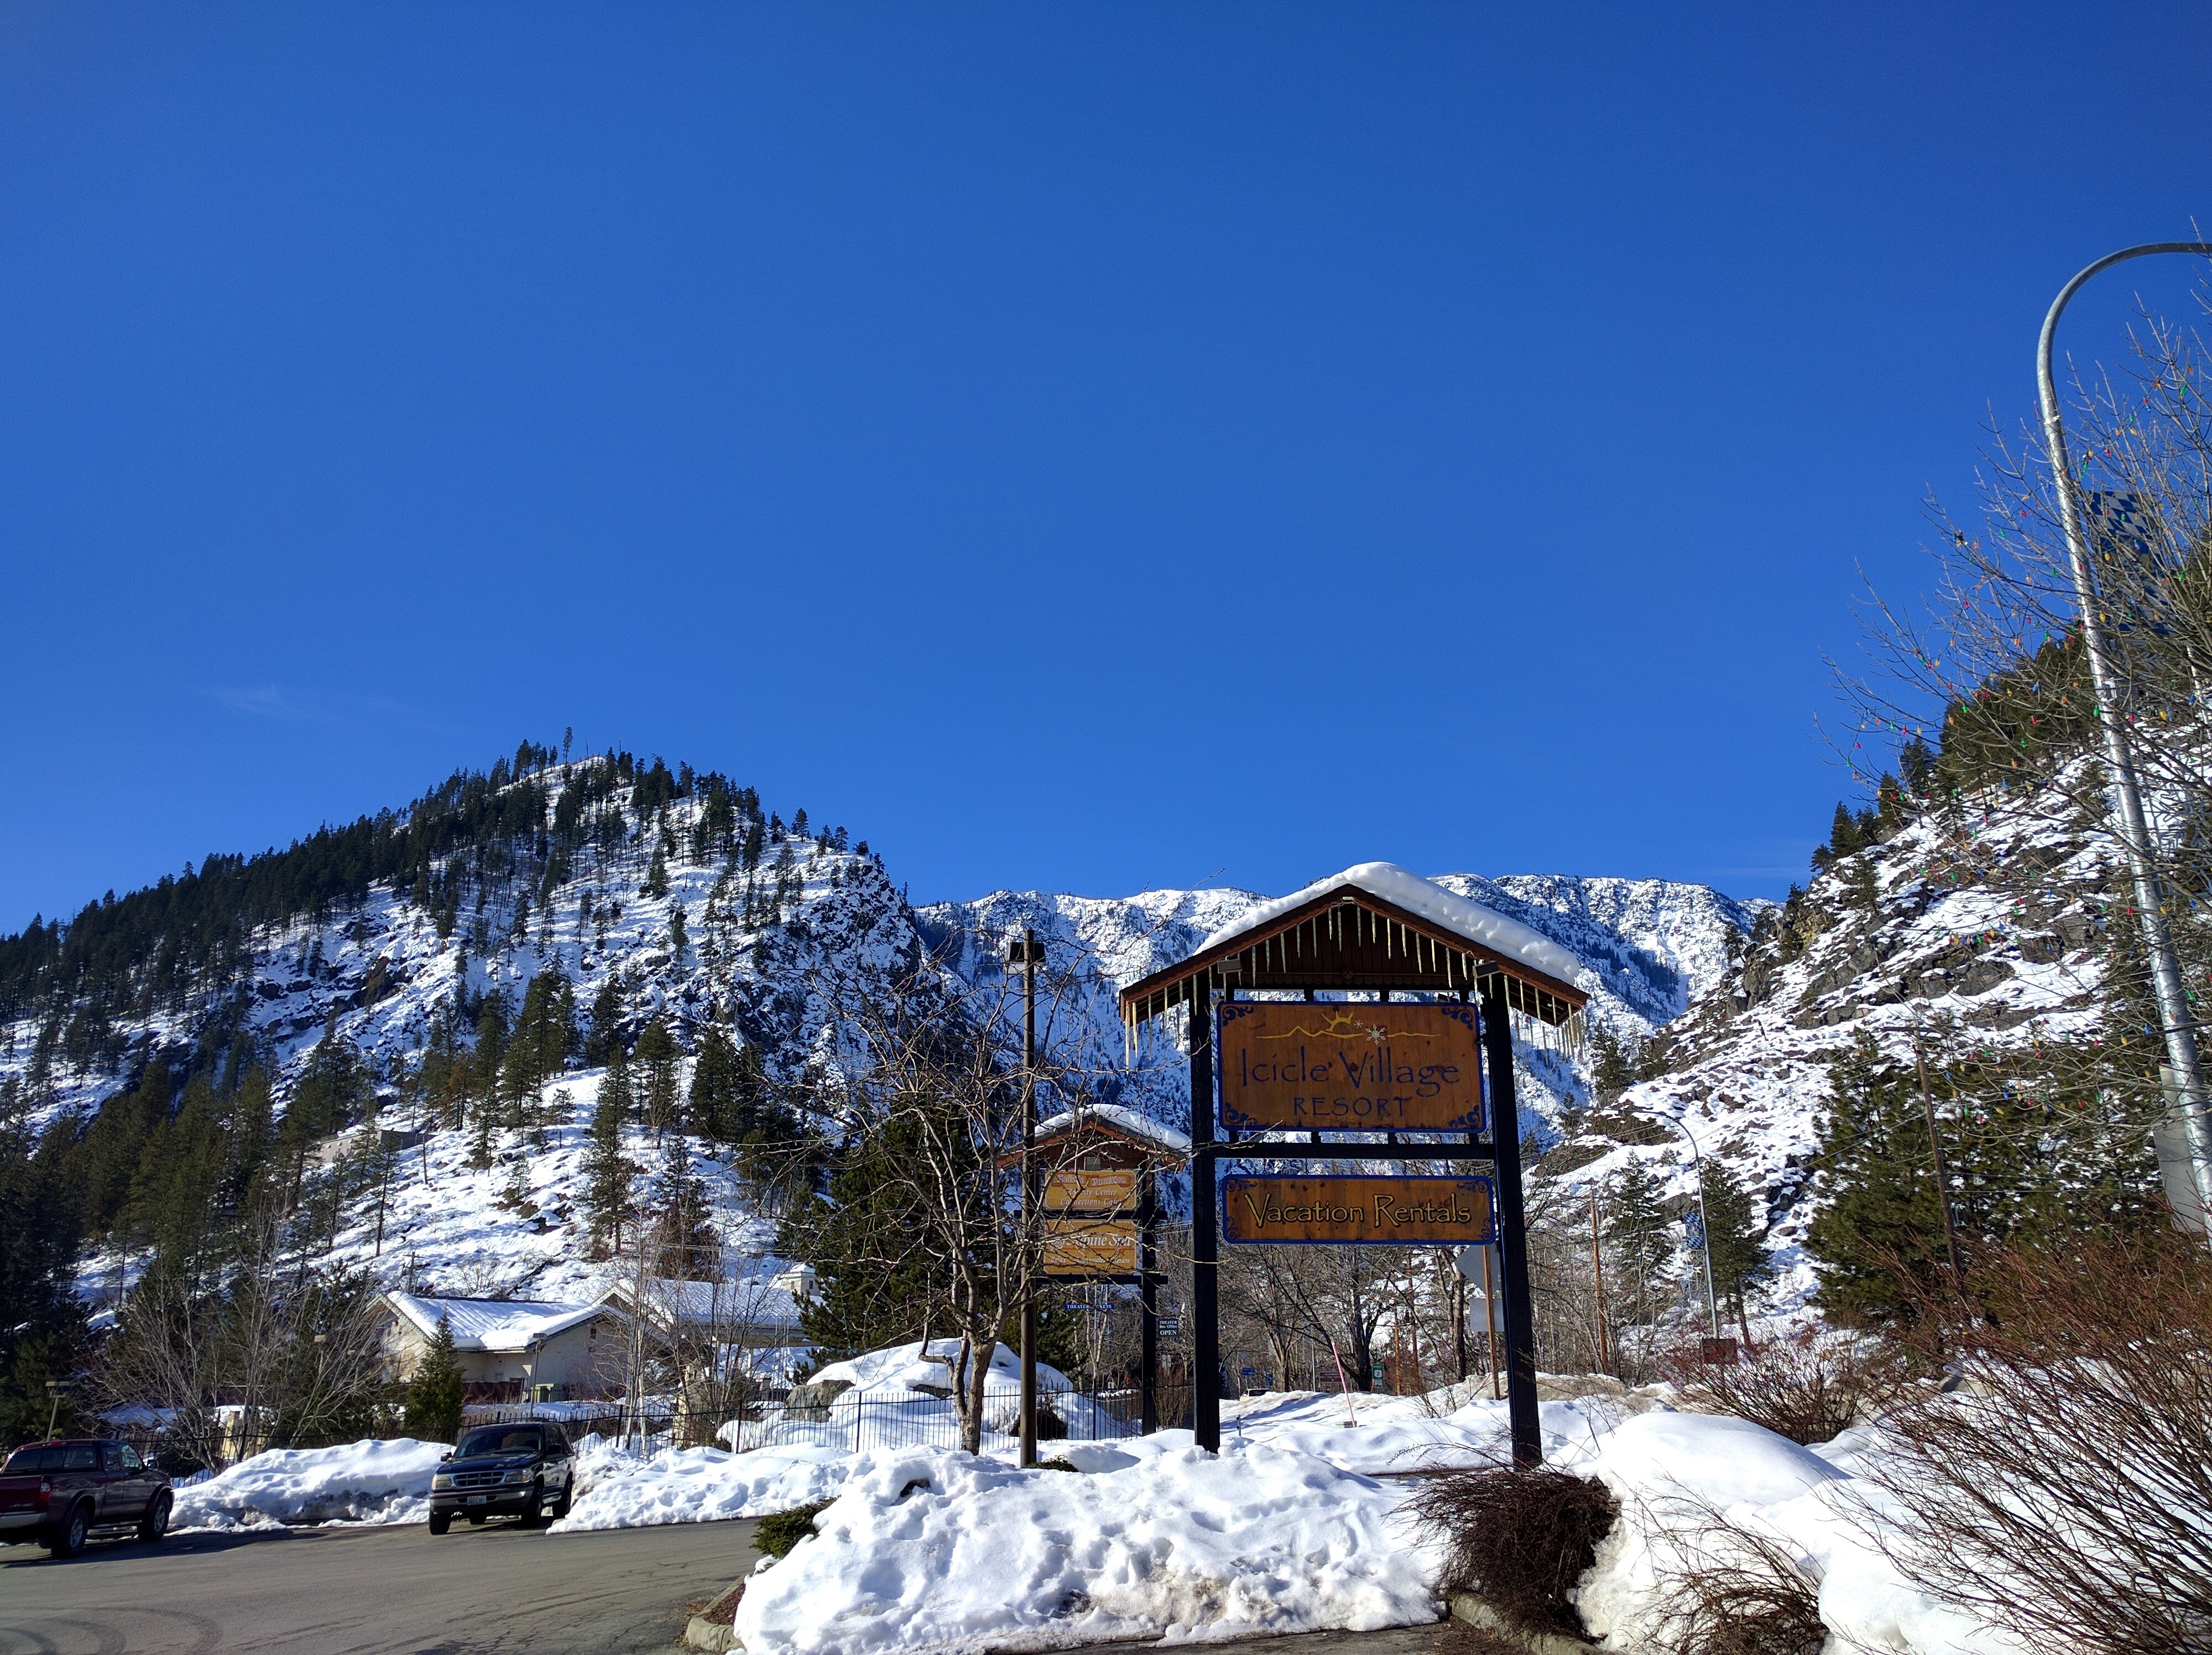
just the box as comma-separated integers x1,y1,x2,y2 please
1563,1410,2007,1655
171,1438,450,1531
1219,1385,1642,1475
729,1443,1438,1655
811,1337,1069,1398
550,1442,851,1533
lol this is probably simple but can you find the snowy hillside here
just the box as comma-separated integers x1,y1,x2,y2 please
1535,769,2120,1308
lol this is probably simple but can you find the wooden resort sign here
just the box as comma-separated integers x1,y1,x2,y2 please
1217,1002,1484,1133
1043,1217,1139,1276
1222,1174,1496,1246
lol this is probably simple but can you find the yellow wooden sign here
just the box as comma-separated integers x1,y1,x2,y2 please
1044,1167,1139,1213
1042,1217,1139,1277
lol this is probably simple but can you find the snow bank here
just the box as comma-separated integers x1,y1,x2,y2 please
1563,1410,2013,1655
549,1442,852,1533
1218,1385,1640,1476
171,1438,450,1531
730,1444,1438,1655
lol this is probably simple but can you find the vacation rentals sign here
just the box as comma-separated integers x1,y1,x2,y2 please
1216,1001,1485,1132
1222,1174,1496,1245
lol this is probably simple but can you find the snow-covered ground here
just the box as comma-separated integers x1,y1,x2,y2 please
165,1371,2038,1655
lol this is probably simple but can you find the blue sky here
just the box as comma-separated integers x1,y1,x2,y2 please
6,4,2211,929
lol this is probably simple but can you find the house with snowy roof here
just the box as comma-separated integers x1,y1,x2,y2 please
594,1266,814,1352
375,1292,623,1402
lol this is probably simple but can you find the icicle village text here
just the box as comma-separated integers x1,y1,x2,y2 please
1117,862,1589,1465
1218,1002,1484,1131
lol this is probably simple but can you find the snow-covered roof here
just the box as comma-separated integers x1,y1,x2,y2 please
597,1276,805,1330
380,1292,612,1352
1199,862,1587,988
1032,1101,1191,1154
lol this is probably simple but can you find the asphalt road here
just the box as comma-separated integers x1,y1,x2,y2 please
0,1516,760,1655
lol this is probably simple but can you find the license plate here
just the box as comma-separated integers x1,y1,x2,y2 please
467,1495,487,1503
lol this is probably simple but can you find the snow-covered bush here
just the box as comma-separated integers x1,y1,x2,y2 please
1664,1326,1919,1446
1857,1238,2212,1655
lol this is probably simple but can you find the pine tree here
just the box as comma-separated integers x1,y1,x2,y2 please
1590,1028,1637,1104
1806,1032,1948,1324
1699,1159,1770,1342
688,1026,739,1142
584,1051,635,1255
1604,1162,1673,1324
653,1128,715,1279
643,845,669,899
668,904,687,965
406,1315,466,1445
778,1117,938,1367
635,1017,680,1137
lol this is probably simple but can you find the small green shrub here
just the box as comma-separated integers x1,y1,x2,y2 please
755,1500,834,1558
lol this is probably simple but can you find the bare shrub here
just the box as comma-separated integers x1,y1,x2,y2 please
1857,1237,2212,1655
1636,1497,1828,1655
1406,1464,1618,1638
1663,1327,1919,1446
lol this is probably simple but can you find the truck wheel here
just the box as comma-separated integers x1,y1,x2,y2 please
467,1513,485,1526
427,1512,451,1536
138,1492,172,1543
45,1502,91,1558
551,1479,572,1520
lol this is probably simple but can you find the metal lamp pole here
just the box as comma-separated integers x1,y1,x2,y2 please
1655,1108,1721,1338
1006,930,1045,1466
2038,242,2212,1240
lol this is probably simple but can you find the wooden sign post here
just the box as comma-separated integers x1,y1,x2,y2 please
1119,872,1587,1470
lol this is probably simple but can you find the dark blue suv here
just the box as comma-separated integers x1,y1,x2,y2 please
426,1423,575,1533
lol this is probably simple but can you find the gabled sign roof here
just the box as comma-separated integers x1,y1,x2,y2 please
1118,862,1589,1043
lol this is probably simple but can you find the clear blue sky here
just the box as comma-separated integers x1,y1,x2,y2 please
6,4,2210,930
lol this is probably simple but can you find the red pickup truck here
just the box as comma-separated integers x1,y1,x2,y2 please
0,1439,173,1557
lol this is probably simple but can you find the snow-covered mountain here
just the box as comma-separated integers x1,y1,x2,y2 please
9,746,2109,1327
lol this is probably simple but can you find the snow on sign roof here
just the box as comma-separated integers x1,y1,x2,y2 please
380,1293,610,1352
1032,1101,1192,1156
1201,863,1585,985
1118,862,1590,1047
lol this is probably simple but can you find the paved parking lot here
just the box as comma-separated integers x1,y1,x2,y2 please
0,1516,759,1655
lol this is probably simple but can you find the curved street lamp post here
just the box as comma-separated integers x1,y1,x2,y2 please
2039,243,2212,1241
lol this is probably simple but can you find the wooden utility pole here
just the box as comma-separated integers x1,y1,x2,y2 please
1589,1184,1609,1374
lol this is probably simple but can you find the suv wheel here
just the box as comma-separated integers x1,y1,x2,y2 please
550,1478,572,1520
138,1491,172,1543
428,1511,451,1535
45,1502,91,1558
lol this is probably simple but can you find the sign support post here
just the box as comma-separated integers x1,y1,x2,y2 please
1480,975,1542,1469
1189,977,1220,1452
1139,1173,1159,1434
